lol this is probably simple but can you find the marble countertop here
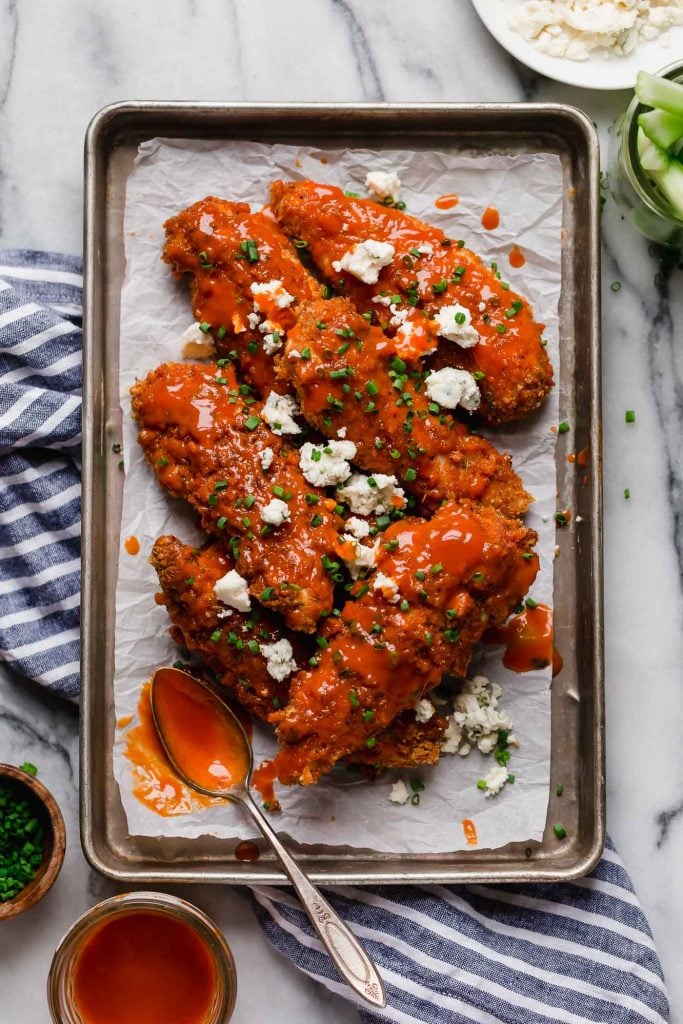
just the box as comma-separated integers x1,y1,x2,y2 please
1,2,681,1022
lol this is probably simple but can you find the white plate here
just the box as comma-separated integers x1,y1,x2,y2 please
471,0,683,90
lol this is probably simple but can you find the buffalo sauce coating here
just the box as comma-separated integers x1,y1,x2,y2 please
131,362,344,632
269,505,539,785
72,910,217,1024
123,683,222,817
270,181,552,423
163,197,320,394
284,299,531,517
152,669,250,792
485,603,563,676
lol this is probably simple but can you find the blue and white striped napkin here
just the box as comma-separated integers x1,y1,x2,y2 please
0,251,670,1023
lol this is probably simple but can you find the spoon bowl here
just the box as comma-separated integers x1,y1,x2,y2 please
149,667,386,1010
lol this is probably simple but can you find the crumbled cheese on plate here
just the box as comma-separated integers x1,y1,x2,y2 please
510,0,683,61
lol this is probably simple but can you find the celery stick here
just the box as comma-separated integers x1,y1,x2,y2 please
639,109,683,151
651,159,683,218
637,128,669,172
636,71,683,117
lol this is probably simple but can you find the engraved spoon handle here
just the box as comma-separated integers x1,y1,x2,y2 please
240,792,386,1009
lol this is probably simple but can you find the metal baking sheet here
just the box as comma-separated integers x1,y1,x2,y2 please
81,102,603,885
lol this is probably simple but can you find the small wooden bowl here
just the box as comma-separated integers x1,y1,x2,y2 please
0,763,66,920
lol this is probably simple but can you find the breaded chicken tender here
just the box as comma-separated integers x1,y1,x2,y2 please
163,197,321,395
131,361,343,632
270,502,539,785
271,180,553,423
150,536,294,719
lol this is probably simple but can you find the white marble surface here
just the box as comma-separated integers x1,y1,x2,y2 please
0,1,682,1022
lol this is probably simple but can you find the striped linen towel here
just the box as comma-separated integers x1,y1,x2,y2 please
0,252,670,1023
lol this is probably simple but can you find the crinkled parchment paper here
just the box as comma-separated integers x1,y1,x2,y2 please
114,139,562,854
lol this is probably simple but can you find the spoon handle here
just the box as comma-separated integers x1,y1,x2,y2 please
240,793,386,1009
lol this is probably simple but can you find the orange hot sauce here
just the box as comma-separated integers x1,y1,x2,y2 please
486,603,563,677
124,536,140,555
235,840,261,862
462,819,478,846
435,193,459,210
72,911,217,1024
509,244,525,268
124,683,219,816
481,206,500,230
152,669,250,792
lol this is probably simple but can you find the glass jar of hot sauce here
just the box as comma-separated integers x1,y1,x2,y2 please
48,892,237,1024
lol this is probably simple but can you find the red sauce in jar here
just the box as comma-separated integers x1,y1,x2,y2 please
435,193,459,210
485,604,562,676
72,910,217,1024
124,536,140,556
481,206,500,231
235,840,261,862
509,244,525,268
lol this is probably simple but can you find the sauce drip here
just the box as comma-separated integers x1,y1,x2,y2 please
462,818,478,846
509,244,525,268
124,536,140,556
72,910,218,1024
152,669,250,792
485,604,563,677
124,683,220,816
252,759,277,806
576,447,588,467
481,206,500,231
235,840,261,862
435,193,459,210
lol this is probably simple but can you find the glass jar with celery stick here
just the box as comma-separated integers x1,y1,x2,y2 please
610,61,683,247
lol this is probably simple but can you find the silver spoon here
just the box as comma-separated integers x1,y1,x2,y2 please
150,666,387,1009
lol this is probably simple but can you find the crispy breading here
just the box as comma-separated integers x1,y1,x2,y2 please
282,297,531,518
271,179,554,424
163,197,321,394
270,502,538,786
348,711,448,770
131,361,344,632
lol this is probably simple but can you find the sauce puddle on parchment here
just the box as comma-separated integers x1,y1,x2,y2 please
123,682,224,816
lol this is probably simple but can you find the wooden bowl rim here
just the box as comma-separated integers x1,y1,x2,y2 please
0,763,66,920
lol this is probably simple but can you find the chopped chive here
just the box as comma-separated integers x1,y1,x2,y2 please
610,281,622,293
558,421,570,433
349,690,360,708
210,630,222,642
553,823,567,840
556,783,564,797
245,415,260,430
624,488,630,499
199,321,211,333
625,410,635,423
260,587,274,601
365,736,377,748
